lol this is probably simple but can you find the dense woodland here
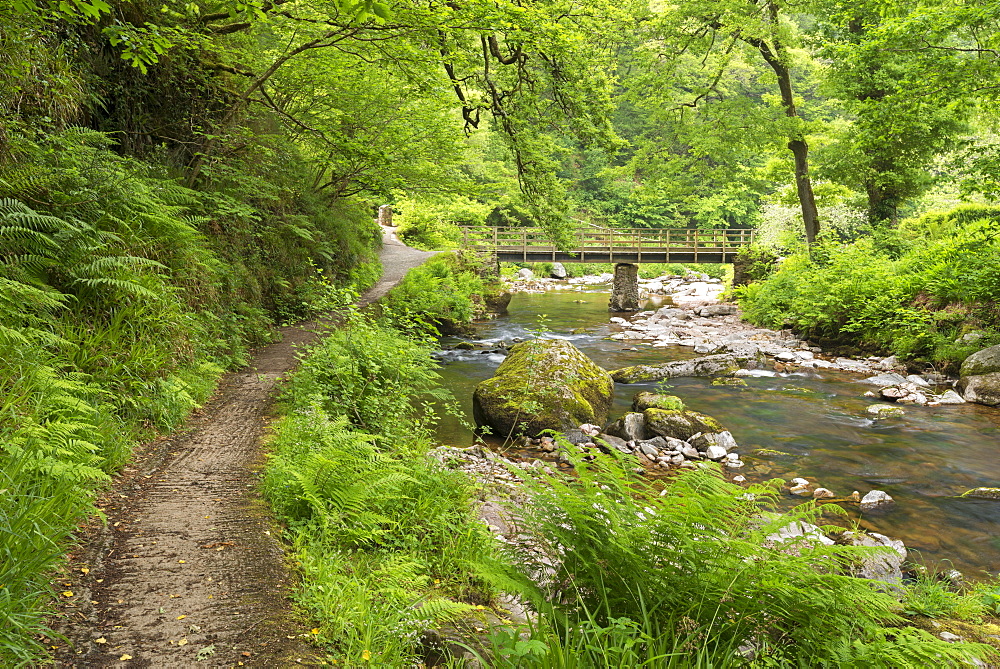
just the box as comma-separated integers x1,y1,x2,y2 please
2,0,1000,664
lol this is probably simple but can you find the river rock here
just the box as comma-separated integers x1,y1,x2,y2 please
473,338,614,437
697,304,738,317
595,434,630,455
644,408,725,441
766,520,835,547
837,531,907,585
631,391,684,412
960,344,1000,377
689,430,738,454
861,372,909,386
867,404,905,418
603,412,650,441
704,445,727,460
611,352,759,383
958,372,1000,406
517,268,534,280
485,290,513,314
937,390,966,405
549,262,567,279
859,490,895,513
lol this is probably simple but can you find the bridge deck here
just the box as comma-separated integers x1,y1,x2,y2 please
459,226,753,264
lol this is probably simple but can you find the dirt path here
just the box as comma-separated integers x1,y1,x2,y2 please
51,227,435,668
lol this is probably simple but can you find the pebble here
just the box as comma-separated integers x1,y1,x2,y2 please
860,490,895,513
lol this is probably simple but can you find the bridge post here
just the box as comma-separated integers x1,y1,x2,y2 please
609,263,640,312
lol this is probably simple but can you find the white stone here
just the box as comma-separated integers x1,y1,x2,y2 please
905,374,930,387
812,487,835,499
860,490,895,512
517,268,534,280
705,445,728,461
937,389,966,405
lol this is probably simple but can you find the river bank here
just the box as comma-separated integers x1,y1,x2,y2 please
433,273,1000,577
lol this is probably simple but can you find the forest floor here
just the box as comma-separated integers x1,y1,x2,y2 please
49,227,435,668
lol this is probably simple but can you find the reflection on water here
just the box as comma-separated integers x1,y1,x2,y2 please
432,286,1000,576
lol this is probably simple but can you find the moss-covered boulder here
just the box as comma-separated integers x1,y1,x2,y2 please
472,338,615,438
631,391,685,412
960,344,1000,377
958,372,1000,406
643,408,724,441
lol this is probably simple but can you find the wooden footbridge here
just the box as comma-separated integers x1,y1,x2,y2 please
458,226,754,264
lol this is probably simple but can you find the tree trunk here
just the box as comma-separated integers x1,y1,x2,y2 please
752,4,821,244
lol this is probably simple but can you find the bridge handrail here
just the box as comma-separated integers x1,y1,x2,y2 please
458,226,755,252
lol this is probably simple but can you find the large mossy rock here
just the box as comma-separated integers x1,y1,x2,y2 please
472,338,614,438
960,344,1000,377
958,372,1000,406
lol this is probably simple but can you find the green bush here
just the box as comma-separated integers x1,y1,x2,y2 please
383,251,502,334
395,195,491,250
735,205,1000,368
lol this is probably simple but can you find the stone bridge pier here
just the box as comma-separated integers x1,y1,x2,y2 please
609,263,640,312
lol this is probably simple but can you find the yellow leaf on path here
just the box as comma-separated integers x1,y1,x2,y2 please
176,615,186,620
178,638,188,646
120,654,133,661
178,560,186,564
80,567,90,574
95,637,107,644
61,591,73,597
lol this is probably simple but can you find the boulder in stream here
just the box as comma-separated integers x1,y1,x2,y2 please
611,352,758,383
859,490,895,513
958,372,1000,407
643,408,725,441
960,344,1000,377
472,338,614,438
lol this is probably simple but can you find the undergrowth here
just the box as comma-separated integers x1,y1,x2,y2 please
381,251,506,335
0,127,381,662
735,205,1000,371
262,314,499,665
478,448,994,667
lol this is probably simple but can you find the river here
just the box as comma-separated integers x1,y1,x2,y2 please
432,283,1000,577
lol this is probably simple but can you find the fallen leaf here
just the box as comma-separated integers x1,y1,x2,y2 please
178,638,188,646
120,654,132,661
95,637,107,644
80,567,90,575
61,591,73,597
242,651,251,657
176,615,186,620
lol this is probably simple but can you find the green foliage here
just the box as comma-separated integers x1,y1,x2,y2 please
492,450,993,666
383,252,503,335
263,316,498,664
395,196,491,251
736,205,1000,369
